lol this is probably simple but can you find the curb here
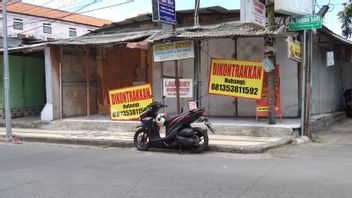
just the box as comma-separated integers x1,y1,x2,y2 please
1,135,294,154
208,136,294,153
17,136,135,148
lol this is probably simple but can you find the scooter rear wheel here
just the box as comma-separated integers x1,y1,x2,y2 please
134,129,150,151
190,128,209,153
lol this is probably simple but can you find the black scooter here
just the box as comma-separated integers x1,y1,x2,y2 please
344,88,352,117
133,101,215,153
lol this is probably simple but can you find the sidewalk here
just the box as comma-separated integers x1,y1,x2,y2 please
0,128,294,153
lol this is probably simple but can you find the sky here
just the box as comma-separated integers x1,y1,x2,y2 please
22,0,345,36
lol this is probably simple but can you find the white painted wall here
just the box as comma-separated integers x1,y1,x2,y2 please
0,13,98,40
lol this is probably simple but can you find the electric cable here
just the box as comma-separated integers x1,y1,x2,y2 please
8,0,133,37
4,1,90,29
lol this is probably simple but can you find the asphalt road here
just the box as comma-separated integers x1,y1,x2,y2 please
1,119,352,198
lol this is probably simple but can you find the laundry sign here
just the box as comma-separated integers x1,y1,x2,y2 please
163,78,193,98
153,41,194,62
108,84,153,121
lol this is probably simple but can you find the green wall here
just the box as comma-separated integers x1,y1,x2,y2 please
0,55,45,109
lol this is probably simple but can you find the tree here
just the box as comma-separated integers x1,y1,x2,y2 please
338,1,352,38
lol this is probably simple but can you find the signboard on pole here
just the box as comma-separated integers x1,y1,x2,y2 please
275,0,313,16
256,64,281,117
240,0,266,28
108,84,153,121
163,78,193,98
152,0,176,24
289,15,322,31
287,38,301,62
208,58,264,100
153,41,194,62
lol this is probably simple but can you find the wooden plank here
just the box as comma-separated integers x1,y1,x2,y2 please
147,46,153,87
59,46,63,119
86,47,90,117
96,47,105,114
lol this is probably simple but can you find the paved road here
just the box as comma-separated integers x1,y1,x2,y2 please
1,119,352,198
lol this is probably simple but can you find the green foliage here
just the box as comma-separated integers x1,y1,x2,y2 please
339,2,352,38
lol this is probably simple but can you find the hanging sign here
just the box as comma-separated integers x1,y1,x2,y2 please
208,58,264,100
240,0,266,28
153,41,194,62
327,51,335,67
152,0,176,24
287,38,301,62
256,64,281,117
163,78,193,98
108,84,153,121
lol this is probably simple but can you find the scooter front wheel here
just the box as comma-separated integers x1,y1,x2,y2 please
134,128,150,151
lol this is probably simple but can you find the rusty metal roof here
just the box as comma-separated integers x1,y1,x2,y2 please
50,30,158,46
49,20,352,47
52,21,291,46
146,21,292,43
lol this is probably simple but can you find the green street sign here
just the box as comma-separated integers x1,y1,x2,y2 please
289,15,322,31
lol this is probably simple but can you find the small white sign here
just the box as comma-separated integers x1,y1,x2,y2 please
327,51,335,67
153,41,194,62
188,101,197,110
240,0,266,28
163,78,193,98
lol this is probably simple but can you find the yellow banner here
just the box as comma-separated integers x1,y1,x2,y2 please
108,84,153,121
208,58,264,99
288,39,301,62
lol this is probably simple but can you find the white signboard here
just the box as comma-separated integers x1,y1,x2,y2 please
163,78,193,98
275,0,313,16
188,101,198,110
240,0,266,28
327,51,335,67
153,41,194,62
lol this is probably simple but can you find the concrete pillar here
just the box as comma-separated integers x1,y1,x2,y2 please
41,47,53,121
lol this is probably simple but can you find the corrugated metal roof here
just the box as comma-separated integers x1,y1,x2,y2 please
48,20,352,47
321,27,352,46
51,30,159,46
147,21,291,43
49,21,293,46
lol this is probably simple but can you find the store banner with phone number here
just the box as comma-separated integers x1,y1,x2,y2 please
256,64,281,117
208,58,264,99
108,84,153,121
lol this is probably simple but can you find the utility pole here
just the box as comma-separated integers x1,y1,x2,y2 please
2,0,13,139
194,0,201,108
266,0,276,124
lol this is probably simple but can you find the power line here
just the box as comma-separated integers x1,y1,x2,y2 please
7,0,134,37
77,0,134,14
5,1,91,29
8,0,132,37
